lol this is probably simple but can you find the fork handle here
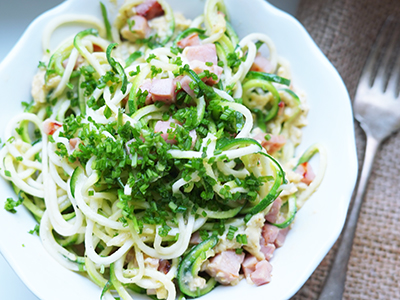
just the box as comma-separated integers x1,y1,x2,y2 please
318,134,381,300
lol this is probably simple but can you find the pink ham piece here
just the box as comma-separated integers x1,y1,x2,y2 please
190,231,202,244
138,79,153,105
121,15,150,41
183,44,218,65
295,161,316,185
250,260,273,286
178,75,196,98
135,0,164,20
259,237,276,261
189,60,223,85
205,250,245,285
154,119,197,146
241,255,273,286
150,78,177,104
183,44,223,85
265,197,282,223
69,137,81,152
262,223,279,244
43,119,62,135
154,119,177,144
250,54,274,73
177,33,201,49
253,133,286,154
274,216,289,248
242,255,258,278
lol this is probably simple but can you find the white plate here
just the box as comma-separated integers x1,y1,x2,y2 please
0,0,358,299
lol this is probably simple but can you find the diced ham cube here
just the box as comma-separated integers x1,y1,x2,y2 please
275,227,289,248
154,119,177,144
177,33,201,49
138,79,153,105
259,237,276,261
250,260,273,286
274,216,289,248
183,44,218,65
178,75,196,98
150,78,177,104
189,60,223,85
121,15,150,42
190,231,202,244
135,0,164,20
206,250,245,285
295,162,316,185
253,133,286,154
250,54,274,73
42,119,62,135
265,197,282,223
261,223,279,244
241,255,258,278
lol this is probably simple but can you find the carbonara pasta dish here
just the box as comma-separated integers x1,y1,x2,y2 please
0,0,327,299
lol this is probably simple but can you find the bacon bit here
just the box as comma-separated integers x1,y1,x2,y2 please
278,101,285,116
158,259,171,274
92,44,103,52
121,95,129,106
136,0,164,20
177,33,201,49
42,119,62,135
295,162,316,185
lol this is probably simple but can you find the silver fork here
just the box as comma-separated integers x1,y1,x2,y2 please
318,17,400,300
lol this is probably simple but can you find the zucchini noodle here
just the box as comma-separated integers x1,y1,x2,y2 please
1,0,327,299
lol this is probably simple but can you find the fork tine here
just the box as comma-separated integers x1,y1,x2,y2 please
373,23,400,92
358,18,393,88
386,49,400,98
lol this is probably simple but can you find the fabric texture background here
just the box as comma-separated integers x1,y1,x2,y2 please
292,0,400,299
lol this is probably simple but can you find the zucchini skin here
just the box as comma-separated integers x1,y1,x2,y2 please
178,235,218,298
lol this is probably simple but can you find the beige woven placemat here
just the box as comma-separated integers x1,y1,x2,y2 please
292,0,400,299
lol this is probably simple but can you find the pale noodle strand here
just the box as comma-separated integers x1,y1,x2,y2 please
39,211,81,271
42,14,106,52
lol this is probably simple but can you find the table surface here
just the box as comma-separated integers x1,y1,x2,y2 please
0,0,299,299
